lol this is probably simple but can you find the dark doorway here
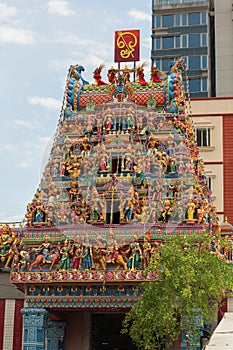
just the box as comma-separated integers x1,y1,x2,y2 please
91,313,137,350
111,158,123,174
106,200,120,224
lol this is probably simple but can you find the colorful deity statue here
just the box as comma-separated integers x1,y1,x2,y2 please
92,245,106,270
150,64,163,83
107,66,117,84
0,225,12,257
59,239,71,271
70,237,82,270
81,237,93,269
67,65,89,111
32,199,46,225
0,225,17,268
186,200,197,222
127,235,142,270
158,200,173,223
36,234,52,263
122,65,131,83
142,233,152,268
93,64,106,86
136,63,147,86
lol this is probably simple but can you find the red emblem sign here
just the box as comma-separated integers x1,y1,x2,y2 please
114,30,140,62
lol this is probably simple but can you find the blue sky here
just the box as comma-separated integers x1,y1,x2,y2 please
0,0,151,222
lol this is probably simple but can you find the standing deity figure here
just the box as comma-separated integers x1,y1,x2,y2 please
122,65,131,83
127,235,142,270
150,64,163,83
81,237,93,269
93,64,106,86
107,66,117,84
136,63,147,86
71,238,82,270
59,239,71,270
142,234,152,268
32,199,46,225
186,201,196,221
0,225,13,265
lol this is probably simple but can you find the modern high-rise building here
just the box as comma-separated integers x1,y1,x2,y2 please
151,0,233,98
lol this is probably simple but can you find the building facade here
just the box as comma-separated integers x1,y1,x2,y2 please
151,0,233,98
191,97,233,224
1,57,233,349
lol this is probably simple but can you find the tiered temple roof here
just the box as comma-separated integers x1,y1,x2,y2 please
0,59,223,308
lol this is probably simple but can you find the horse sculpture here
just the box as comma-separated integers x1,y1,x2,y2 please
29,250,60,271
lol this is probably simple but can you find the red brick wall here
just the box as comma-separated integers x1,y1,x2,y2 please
223,114,233,224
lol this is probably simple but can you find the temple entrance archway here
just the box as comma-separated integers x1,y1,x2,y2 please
48,310,137,350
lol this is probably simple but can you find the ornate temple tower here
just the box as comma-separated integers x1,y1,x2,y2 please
0,57,219,349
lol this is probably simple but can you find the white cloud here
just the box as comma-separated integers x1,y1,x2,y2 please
28,96,61,110
14,119,39,130
42,33,105,48
142,37,151,49
3,144,17,151
128,9,150,22
38,136,52,145
19,140,50,153
18,161,33,169
47,0,75,16
0,25,35,44
0,3,36,44
0,214,23,222
0,3,17,22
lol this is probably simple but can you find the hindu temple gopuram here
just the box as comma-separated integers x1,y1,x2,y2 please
0,50,225,349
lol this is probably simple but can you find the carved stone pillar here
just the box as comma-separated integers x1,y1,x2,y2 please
21,307,48,350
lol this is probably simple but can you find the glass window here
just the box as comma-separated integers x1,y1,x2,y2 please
156,59,161,69
156,37,161,50
162,59,171,71
189,56,201,69
162,14,174,27
183,78,187,92
189,79,201,92
202,33,207,46
202,78,207,91
156,15,161,28
202,56,207,68
176,36,180,48
162,36,174,49
202,11,207,24
153,1,207,4
195,128,210,147
206,177,212,191
183,56,188,66
182,35,187,48
182,13,187,25
188,12,201,25
176,14,180,26
189,34,200,47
